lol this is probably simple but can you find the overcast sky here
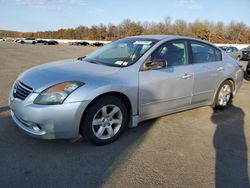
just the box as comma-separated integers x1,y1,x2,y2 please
0,0,250,32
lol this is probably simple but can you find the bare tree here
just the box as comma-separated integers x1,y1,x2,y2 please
6,17,250,43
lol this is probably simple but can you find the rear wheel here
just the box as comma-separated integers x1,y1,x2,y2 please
213,80,233,110
81,96,128,145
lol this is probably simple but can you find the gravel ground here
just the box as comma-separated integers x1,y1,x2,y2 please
0,42,250,187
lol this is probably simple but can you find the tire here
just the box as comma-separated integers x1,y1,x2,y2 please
32,41,36,44
80,95,128,145
21,41,24,44
246,62,250,81
213,80,233,110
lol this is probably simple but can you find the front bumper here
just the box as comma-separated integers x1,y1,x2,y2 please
9,94,90,139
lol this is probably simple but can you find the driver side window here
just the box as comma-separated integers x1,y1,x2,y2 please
151,40,188,66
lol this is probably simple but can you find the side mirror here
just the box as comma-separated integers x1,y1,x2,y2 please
142,59,167,71
77,56,86,60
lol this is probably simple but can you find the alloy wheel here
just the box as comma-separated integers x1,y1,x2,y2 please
218,84,231,106
92,105,123,140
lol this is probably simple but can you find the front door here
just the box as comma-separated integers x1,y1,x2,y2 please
139,40,194,119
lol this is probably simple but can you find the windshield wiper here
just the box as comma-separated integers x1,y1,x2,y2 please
78,57,105,65
87,60,103,65
77,57,102,65
84,59,108,66
79,58,123,67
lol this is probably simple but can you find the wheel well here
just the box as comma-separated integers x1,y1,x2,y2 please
80,92,132,130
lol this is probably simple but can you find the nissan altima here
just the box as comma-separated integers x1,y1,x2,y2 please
9,35,244,145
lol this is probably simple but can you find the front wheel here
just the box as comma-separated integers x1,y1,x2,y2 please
81,96,128,145
213,80,233,110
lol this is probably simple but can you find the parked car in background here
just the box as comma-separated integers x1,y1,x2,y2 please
76,41,89,46
69,41,90,46
0,37,4,42
241,46,250,61
20,38,37,44
91,42,104,47
36,39,47,44
44,40,59,45
219,46,242,61
14,38,22,43
246,60,250,80
9,35,244,145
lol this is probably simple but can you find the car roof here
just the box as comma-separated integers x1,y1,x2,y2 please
127,35,212,43
127,35,178,40
126,35,219,48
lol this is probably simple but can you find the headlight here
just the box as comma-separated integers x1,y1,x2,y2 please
34,81,84,105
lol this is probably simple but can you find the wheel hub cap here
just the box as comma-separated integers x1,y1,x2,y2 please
218,84,231,106
92,105,123,140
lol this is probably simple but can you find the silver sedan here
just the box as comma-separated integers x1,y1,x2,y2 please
9,35,244,145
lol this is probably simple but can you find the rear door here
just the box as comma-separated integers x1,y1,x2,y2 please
190,40,224,104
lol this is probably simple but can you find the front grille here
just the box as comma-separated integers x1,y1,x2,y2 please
13,81,33,100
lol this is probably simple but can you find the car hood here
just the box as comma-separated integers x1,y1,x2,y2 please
18,59,121,92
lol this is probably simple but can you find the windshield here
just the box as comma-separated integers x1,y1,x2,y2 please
83,38,158,67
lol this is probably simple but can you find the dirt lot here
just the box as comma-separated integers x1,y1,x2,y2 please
0,42,250,187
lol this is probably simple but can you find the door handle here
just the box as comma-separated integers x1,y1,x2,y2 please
217,67,224,72
182,74,192,79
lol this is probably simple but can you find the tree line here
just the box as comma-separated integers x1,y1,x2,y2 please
3,17,250,43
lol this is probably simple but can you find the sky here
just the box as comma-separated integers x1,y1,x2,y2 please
0,0,249,32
